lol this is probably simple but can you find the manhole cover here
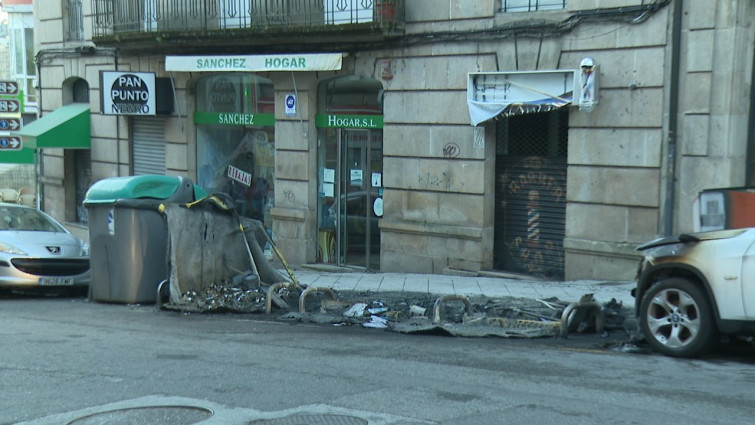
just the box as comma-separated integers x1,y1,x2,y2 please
67,406,212,425
250,414,368,425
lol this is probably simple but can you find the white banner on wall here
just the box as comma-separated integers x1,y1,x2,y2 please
467,70,577,126
166,53,343,72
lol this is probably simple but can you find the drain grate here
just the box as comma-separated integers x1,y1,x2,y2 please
250,414,368,425
67,406,212,425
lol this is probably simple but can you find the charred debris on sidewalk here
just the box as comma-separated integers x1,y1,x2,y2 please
157,195,640,350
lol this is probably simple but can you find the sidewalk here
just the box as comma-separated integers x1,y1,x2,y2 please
290,267,637,308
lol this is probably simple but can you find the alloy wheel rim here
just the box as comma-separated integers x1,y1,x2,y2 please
646,288,701,348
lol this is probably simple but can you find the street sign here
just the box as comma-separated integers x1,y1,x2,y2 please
0,117,21,131
0,136,22,150
0,80,19,96
0,99,21,113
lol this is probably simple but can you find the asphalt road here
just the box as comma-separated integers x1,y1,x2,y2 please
2,292,755,425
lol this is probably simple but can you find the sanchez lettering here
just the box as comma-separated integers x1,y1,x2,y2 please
218,113,255,125
196,57,247,70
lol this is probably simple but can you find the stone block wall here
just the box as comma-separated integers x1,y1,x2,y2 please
29,0,755,281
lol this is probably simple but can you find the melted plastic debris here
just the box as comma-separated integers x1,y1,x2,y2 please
162,282,635,341
165,281,270,313
280,292,595,338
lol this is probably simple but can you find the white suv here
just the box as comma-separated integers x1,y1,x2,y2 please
634,228,755,357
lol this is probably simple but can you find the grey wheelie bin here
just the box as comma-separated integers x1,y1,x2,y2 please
83,175,206,304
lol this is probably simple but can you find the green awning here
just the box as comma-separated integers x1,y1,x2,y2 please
13,103,90,149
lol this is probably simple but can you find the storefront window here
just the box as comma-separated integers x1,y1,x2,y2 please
195,74,275,227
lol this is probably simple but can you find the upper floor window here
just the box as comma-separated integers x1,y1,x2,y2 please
12,28,34,76
65,0,84,41
9,25,36,105
503,0,566,12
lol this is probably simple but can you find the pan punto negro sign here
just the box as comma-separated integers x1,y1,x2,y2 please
101,71,156,115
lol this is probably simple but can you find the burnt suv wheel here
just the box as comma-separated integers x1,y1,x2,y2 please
639,278,718,358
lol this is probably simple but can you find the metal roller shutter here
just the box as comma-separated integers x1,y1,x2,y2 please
494,110,568,279
132,117,166,175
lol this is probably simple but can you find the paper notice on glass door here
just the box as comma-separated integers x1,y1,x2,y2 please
350,169,363,186
371,172,382,187
323,183,334,197
323,168,335,183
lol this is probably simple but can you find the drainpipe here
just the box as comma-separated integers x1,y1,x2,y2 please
36,57,44,211
114,54,121,175
746,5,755,184
663,0,683,236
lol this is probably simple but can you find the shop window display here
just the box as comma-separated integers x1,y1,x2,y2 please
195,74,275,227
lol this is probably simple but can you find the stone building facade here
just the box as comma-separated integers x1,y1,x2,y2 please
25,0,755,281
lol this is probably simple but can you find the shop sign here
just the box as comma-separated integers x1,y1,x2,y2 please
101,71,156,115
193,111,275,127
315,114,383,129
227,165,251,186
166,53,343,72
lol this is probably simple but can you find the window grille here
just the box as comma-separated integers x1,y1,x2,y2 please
66,0,85,41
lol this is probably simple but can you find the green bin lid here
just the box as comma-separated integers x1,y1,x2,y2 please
84,175,184,204
193,185,209,200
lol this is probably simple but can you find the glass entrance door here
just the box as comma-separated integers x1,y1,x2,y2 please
337,129,382,269
317,128,382,270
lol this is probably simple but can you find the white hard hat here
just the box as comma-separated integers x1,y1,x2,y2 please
580,57,595,68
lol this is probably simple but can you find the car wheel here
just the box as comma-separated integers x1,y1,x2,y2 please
639,278,717,358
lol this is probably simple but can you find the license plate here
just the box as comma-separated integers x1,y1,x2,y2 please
41,277,74,286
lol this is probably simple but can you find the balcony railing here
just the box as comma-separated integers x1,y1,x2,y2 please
502,0,566,12
91,0,404,37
